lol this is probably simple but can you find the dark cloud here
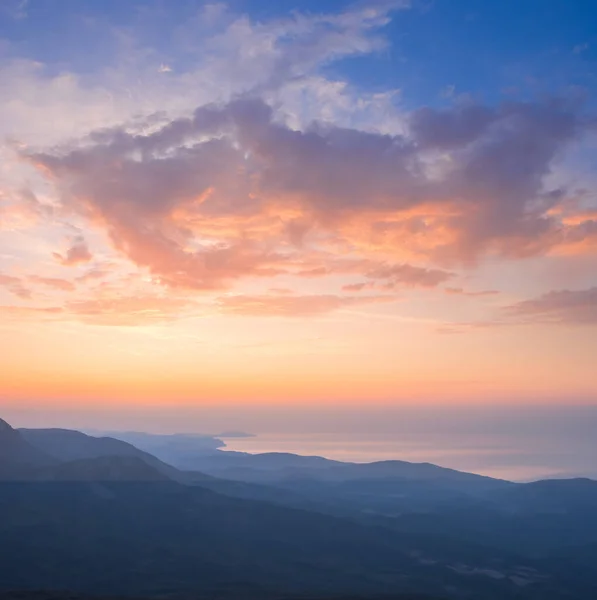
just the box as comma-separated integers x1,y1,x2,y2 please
410,104,495,150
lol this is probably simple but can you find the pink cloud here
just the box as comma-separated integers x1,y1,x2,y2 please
54,236,93,266
21,96,596,308
28,275,76,292
0,273,32,299
504,287,597,325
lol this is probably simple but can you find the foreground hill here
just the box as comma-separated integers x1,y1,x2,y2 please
0,593,441,600
0,457,582,600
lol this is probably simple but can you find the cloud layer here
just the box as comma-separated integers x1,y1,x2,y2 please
25,96,596,292
1,1,597,326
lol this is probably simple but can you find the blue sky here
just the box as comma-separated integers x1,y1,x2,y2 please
2,0,596,107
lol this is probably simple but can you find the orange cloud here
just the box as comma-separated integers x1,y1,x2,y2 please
9,94,593,347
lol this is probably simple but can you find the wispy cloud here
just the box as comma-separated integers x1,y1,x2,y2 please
504,287,597,325
215,293,395,317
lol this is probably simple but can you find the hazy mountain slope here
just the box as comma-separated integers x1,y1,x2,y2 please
96,430,225,466
177,450,510,488
181,450,512,518
33,456,173,482
0,419,56,477
19,428,184,479
491,478,597,513
369,478,597,559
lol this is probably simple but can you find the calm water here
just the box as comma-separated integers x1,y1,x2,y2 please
223,409,597,482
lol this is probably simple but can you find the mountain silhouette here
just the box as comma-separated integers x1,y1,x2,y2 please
34,455,173,482
0,418,56,477
19,428,188,480
2,416,597,599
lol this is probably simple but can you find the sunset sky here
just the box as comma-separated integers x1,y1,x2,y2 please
1,0,597,421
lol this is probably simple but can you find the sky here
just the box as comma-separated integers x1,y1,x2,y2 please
1,0,597,425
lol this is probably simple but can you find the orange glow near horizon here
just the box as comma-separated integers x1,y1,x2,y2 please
2,2,597,419
2,301,597,410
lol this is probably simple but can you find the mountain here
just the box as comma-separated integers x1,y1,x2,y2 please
0,471,578,599
34,456,173,482
19,428,188,480
168,449,509,489
96,430,225,466
367,478,597,561
3,417,597,599
0,593,442,600
0,419,55,477
492,478,597,513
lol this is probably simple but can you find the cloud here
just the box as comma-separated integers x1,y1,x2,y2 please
0,294,196,326
28,275,76,292
0,0,407,154
3,1,597,328
53,236,93,266
0,273,31,299
197,0,408,96
76,267,111,284
0,305,63,320
24,94,595,300
215,293,393,317
363,262,453,288
1,0,28,20
439,287,597,332
64,295,195,326
342,263,452,291
2,291,390,323
444,287,499,297
0,189,53,231
0,272,76,299
573,43,589,55
504,287,597,326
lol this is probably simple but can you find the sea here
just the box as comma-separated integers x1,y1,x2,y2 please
222,407,597,482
